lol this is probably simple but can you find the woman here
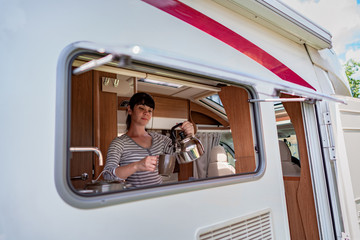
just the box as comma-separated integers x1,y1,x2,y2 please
104,92,194,187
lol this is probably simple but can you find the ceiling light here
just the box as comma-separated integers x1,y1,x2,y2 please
138,78,183,88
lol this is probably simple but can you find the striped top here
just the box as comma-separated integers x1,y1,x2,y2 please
104,132,173,187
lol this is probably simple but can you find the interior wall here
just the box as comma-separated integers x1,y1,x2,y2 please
218,86,256,173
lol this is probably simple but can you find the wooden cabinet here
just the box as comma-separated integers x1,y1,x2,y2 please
70,70,94,189
70,70,117,189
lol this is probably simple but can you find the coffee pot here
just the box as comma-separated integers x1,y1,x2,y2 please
170,122,205,164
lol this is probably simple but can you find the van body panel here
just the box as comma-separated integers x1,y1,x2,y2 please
330,96,360,239
0,0,358,239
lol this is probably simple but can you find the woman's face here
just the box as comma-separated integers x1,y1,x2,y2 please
128,104,153,126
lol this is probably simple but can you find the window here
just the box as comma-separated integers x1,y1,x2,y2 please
55,44,264,208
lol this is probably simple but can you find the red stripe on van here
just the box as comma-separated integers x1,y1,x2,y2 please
142,0,316,91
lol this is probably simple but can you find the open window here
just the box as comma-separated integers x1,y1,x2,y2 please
55,43,264,207
275,103,301,177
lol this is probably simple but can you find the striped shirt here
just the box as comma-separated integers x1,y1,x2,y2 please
104,132,173,187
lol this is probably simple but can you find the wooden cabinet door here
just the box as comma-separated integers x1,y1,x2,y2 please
70,70,117,189
70,70,94,189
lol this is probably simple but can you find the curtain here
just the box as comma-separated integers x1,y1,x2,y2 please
193,132,221,179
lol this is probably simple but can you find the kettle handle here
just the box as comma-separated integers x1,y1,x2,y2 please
178,131,186,140
170,122,183,149
170,122,183,139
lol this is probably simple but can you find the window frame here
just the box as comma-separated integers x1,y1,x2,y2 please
54,42,266,209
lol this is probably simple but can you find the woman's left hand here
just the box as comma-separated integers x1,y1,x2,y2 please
181,121,195,137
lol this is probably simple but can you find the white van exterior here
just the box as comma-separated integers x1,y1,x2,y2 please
1,0,359,239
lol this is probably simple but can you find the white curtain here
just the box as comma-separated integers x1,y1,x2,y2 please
193,132,221,179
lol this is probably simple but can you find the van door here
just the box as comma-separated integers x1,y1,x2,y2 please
276,94,320,240
330,96,360,239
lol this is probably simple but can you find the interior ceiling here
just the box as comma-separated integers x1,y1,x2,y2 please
74,55,221,100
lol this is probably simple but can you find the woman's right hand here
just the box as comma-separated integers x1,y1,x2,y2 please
136,156,158,172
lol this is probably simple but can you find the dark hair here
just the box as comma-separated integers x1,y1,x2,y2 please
126,92,155,130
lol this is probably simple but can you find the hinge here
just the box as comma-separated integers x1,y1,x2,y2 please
323,112,336,161
329,147,336,161
323,112,332,125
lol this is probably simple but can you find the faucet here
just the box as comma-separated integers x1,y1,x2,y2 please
69,147,103,166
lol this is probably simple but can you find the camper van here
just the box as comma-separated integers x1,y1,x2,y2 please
2,0,360,239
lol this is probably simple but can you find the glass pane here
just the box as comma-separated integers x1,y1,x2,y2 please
68,53,259,195
206,94,223,107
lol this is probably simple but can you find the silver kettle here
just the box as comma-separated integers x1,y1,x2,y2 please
170,123,205,164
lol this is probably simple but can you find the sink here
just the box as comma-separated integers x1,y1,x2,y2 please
81,180,132,193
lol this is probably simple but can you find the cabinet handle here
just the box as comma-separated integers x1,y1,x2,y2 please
71,172,89,181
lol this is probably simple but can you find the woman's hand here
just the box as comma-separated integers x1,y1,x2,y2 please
113,155,158,179
136,156,158,172
181,121,195,137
